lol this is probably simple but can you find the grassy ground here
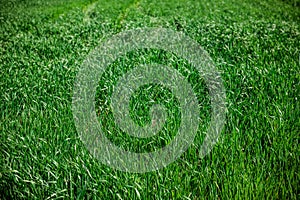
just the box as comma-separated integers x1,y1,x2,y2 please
1,0,299,199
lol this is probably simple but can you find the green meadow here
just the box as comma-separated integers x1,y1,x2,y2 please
0,0,299,199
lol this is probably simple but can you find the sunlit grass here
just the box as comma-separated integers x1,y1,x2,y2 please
0,0,299,199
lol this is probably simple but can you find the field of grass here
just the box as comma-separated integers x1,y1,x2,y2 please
1,0,299,199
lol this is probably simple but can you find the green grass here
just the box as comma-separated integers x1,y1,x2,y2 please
1,0,299,199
